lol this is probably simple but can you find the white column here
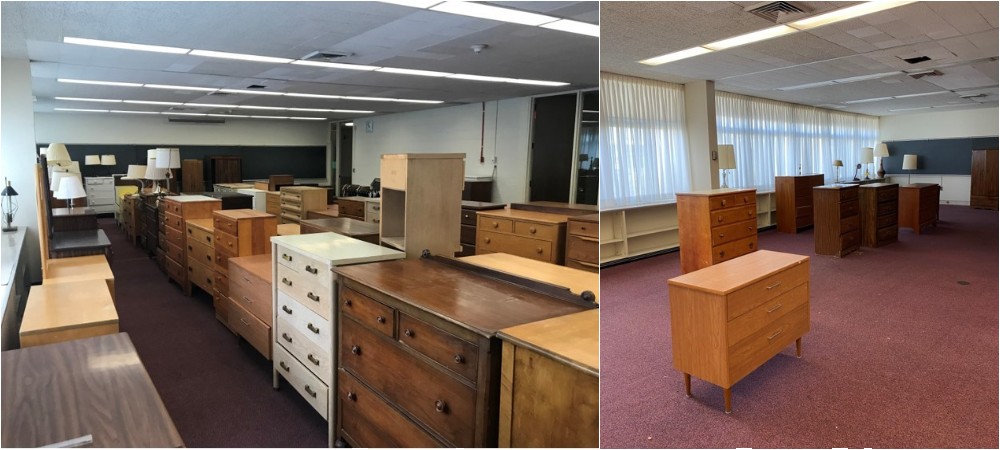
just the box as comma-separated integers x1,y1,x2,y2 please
684,80,719,191
1,57,41,282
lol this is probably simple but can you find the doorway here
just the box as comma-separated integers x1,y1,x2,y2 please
529,93,577,202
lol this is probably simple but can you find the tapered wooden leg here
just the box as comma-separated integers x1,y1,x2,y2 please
796,337,802,358
723,388,732,414
684,373,692,397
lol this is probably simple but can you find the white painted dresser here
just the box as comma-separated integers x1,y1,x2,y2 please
85,176,115,214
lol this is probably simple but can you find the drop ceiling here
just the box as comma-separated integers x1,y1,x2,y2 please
601,1,998,116
1,1,599,121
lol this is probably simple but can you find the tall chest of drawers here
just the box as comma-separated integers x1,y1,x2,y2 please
280,186,327,224
212,209,277,326
899,183,940,234
84,176,116,214
265,191,282,217
775,175,824,233
184,218,217,299
668,250,810,413
161,196,222,294
140,194,161,257
859,183,898,247
476,209,569,265
812,185,860,257
676,188,757,274
458,201,505,257
332,258,590,447
565,213,599,272
270,233,405,444
228,254,273,358
122,194,139,244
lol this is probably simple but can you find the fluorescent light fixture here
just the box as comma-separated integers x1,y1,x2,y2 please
184,103,234,108
345,122,354,127
189,49,293,64
289,117,328,120
640,46,713,66
236,105,288,110
704,25,797,51
162,112,208,116
330,109,375,114
288,108,337,112
507,79,571,87
392,99,444,104
290,60,380,71
843,96,894,104
894,91,950,99
283,93,345,99
250,116,290,119
430,1,558,26
218,89,284,96
835,71,902,83
110,110,160,114
145,84,218,91
379,0,443,7
340,96,396,102
207,114,250,118
888,106,931,112
375,67,452,77
540,19,600,37
789,1,917,31
64,37,190,54
54,97,121,103
777,80,837,91
446,74,514,82
57,78,143,87
54,108,108,113
123,100,184,106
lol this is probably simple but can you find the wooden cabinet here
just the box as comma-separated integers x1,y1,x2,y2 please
122,195,139,245
676,188,757,274
476,209,569,265
280,186,327,224
380,153,464,258
775,174,824,233
813,185,860,257
336,196,381,224
971,149,998,210
565,213,599,272
333,258,590,447
228,254,273,359
668,250,810,413
463,178,493,202
271,233,405,444
208,156,241,185
162,196,222,294
265,191,281,217
181,159,204,193
139,194,160,257
457,201,505,257
899,183,940,234
859,183,898,248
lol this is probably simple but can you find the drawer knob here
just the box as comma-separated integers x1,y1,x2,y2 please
492,221,498,228
279,361,290,372
747,226,753,231
719,233,725,238
344,299,352,307
747,210,752,216
240,318,250,327
351,345,361,355
529,226,537,234
206,236,211,242
188,245,193,251
307,354,320,366
307,292,319,302
717,216,723,222
435,400,448,413
207,278,212,285
347,391,357,401
282,333,293,343
305,265,319,275
307,323,320,334
206,255,211,261
304,385,318,398
282,278,293,286
282,253,293,262
719,250,726,258
463,214,469,219
282,305,293,315
536,247,543,254
721,200,727,206
376,315,386,324
454,354,465,364
580,226,586,231
404,328,413,338
188,229,192,234
749,241,755,249
484,237,491,244
188,267,193,272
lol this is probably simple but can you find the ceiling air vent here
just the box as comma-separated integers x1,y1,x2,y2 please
909,69,943,79
168,117,225,124
745,1,808,23
301,50,354,62
246,84,268,89
208,91,236,96
903,55,932,64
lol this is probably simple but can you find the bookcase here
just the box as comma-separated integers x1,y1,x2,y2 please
379,153,464,259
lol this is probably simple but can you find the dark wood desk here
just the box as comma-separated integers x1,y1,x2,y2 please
50,229,112,261
299,217,379,244
1,333,184,447
51,207,99,232
899,183,940,234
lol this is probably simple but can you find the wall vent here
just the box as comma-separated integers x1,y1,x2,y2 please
745,1,808,23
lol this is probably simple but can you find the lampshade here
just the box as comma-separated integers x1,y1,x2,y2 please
833,159,843,167
155,148,181,169
123,165,147,180
147,148,158,159
85,155,101,165
144,161,167,180
717,144,736,170
874,143,889,158
101,154,117,166
54,174,86,200
902,154,918,170
46,143,71,163
50,169,71,192
861,147,874,164
1,180,17,197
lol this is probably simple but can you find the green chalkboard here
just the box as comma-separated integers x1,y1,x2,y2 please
881,137,998,175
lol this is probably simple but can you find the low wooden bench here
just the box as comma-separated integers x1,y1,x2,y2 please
19,279,118,348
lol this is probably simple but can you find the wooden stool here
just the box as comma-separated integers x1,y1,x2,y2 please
19,279,118,348
43,255,116,302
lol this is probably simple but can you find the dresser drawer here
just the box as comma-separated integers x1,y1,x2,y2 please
566,234,598,264
513,221,558,241
840,214,860,233
727,283,808,346
230,298,271,358
460,224,476,245
229,264,271,325
840,200,859,218
165,256,186,285
214,247,235,276
280,212,301,224
729,303,809,383
213,290,230,326
838,186,859,202
276,316,332,381
877,188,898,201
711,219,756,246
188,258,216,293
276,290,331,352
164,240,185,265
568,220,599,238
727,261,808,321
187,223,214,246
164,212,184,231
158,217,166,234
840,229,861,250
876,213,898,228
187,240,214,267
478,231,552,262
794,205,812,221
213,215,238,236
710,192,754,210
214,271,230,297
214,229,239,255
341,317,476,447
711,235,757,265
341,288,394,338
276,246,330,287
478,215,513,233
165,225,184,248
710,204,755,227
274,345,329,419
282,203,303,215
876,225,898,242
163,201,182,215
565,259,599,272
366,201,381,216
875,200,896,216
460,209,477,226
339,200,364,219
398,313,479,384
282,191,304,204
338,370,443,448
277,264,332,321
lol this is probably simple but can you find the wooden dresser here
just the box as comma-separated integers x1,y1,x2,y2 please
812,185,860,257
565,213,599,272
476,209,570,265
380,153,464,258
271,233,405,445
458,201,505,257
899,183,940,234
161,195,222,294
228,254,272,359
122,194,139,245
140,193,160,257
676,188,757,274
185,218,217,299
265,191,282,217
668,250,810,413
337,196,381,224
332,258,591,447
971,149,998,210
280,186,328,224
775,174,824,233
213,209,277,326
859,183,898,248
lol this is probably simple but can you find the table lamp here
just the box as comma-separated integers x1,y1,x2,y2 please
124,164,148,192
85,155,101,166
144,158,167,194
902,154,918,184
874,143,889,178
55,174,86,209
2,178,18,232
861,147,874,180
101,155,117,176
155,148,181,192
718,144,736,188
50,169,71,192
833,159,843,182
46,143,71,166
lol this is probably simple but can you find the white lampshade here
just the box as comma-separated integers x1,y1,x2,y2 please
144,161,167,180
85,155,101,165
147,148,158,159
155,148,181,169
902,154,918,171
124,165,147,180
717,144,736,170
55,174,86,200
833,159,844,167
46,143,71,163
101,154,117,166
874,143,889,158
860,147,874,164
50,169,70,192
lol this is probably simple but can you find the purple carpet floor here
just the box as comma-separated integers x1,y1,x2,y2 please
600,205,999,448
100,218,327,447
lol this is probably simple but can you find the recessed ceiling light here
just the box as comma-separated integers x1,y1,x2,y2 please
54,97,122,103
446,74,514,83
540,19,599,37
331,109,376,114
54,107,109,113
58,78,143,87
789,1,917,30
236,105,289,110
145,84,218,91
290,60,380,71
63,37,190,54
430,1,558,26
184,103,234,108
162,112,208,116
283,93,345,99
375,67,452,77
123,100,184,106
289,117,328,121
189,49,293,64
703,25,797,51
345,123,355,127
110,110,160,114
639,47,713,66
218,89,284,96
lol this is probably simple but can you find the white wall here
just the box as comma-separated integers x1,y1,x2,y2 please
880,107,1000,141
352,98,532,204
1,58,42,282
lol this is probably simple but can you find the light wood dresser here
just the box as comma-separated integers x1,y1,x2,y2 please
265,191,281,217
668,250,809,413
859,183,899,248
280,186,327,224
676,188,757,273
228,254,273,359
476,208,570,265
813,184,860,257
213,209,277,328
271,233,405,446
185,218,217,298
565,213,599,272
775,174,824,233
122,194,139,244
161,195,222,294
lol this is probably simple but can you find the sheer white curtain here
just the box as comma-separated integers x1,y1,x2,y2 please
716,92,879,190
599,73,690,209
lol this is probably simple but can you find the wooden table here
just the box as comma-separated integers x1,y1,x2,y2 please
1,333,183,447
43,255,116,301
899,183,940,234
51,207,99,232
50,229,112,261
19,278,118,347
299,217,379,244
460,252,599,303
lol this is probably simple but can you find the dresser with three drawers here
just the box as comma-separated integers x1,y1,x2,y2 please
813,185,860,257
676,188,758,274
228,253,273,358
184,218,217,299
476,209,570,265
565,213,599,272
859,183,899,247
457,201,505,257
161,195,222,294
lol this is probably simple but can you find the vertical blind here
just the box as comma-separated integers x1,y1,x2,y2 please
599,73,691,209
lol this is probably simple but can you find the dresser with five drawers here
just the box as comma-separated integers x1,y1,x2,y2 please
676,188,758,273
161,195,222,294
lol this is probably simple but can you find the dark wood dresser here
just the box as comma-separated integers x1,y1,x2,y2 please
812,185,860,257
859,183,898,247
775,174,824,233
899,183,940,234
971,149,998,210
333,258,592,447
458,201,505,257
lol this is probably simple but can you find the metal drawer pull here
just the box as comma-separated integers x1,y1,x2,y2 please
376,315,385,324
766,281,782,290
351,345,361,355
282,278,293,286
282,253,293,262
307,292,320,302
307,323,320,334
454,354,465,364
304,385,317,398
435,400,448,413
282,305,293,314
767,328,784,341
347,391,357,401
279,361,290,372
240,318,250,327
242,296,251,304
766,303,783,313
282,333,293,343
404,328,413,338
305,265,319,274
308,354,320,365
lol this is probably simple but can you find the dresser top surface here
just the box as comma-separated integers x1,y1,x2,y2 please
381,152,465,160
271,232,404,265
21,279,117,334
816,184,859,190
900,183,940,189
476,208,571,224
300,218,379,236
571,213,600,223
668,250,809,295
461,200,506,211
163,195,223,203
236,188,268,194
276,223,300,235
497,309,598,375
676,188,756,197
338,196,381,203
280,186,327,192
229,254,272,283
859,182,898,189
186,218,214,232
213,208,274,220
460,253,599,303
335,259,589,337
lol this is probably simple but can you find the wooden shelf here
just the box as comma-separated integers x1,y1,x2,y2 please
627,226,679,238
381,236,406,251
601,237,625,245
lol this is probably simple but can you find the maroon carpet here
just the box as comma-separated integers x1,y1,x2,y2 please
100,218,327,447
600,205,999,448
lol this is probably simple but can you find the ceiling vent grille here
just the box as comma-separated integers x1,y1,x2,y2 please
301,50,354,62
745,1,808,23
168,117,225,124
909,70,943,79
208,91,236,96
